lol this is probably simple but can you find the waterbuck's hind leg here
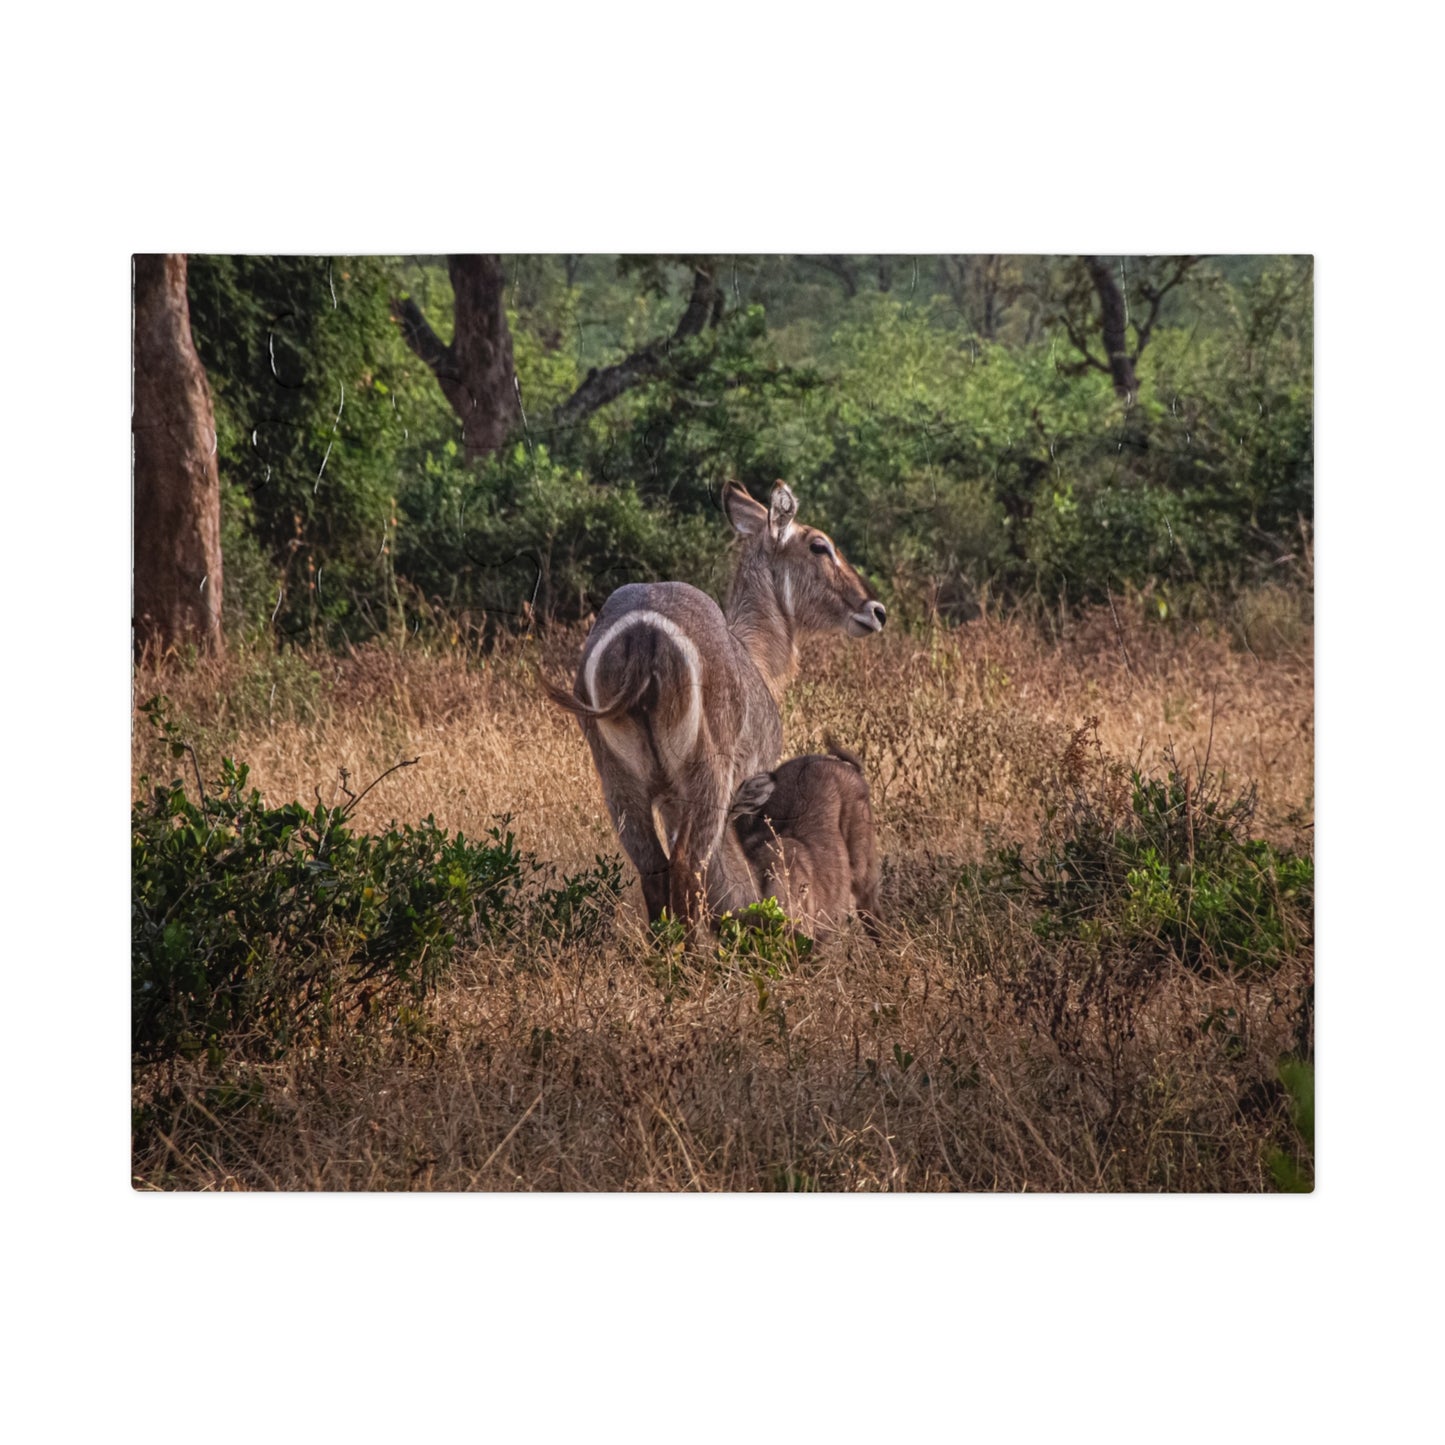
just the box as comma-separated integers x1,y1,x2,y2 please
668,769,735,936
605,790,671,924
667,816,711,932
706,825,758,919
856,889,883,941
580,712,671,924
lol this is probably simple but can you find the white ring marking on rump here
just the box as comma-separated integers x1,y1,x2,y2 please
583,609,703,771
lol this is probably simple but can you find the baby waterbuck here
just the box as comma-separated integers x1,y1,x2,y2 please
728,744,881,941
544,480,885,928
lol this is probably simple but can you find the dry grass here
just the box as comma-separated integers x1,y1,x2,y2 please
131,603,1313,1191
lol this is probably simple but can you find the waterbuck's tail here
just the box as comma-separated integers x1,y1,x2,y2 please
540,672,594,716
539,660,652,721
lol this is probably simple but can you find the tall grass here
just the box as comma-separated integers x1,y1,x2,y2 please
132,600,1312,1191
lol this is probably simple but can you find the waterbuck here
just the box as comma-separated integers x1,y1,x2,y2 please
544,480,886,928
728,744,881,941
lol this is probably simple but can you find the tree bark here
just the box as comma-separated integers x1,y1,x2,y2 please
980,255,1000,340
1082,256,1138,399
133,253,224,656
394,255,520,463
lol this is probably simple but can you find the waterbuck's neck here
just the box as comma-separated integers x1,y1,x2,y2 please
725,550,797,700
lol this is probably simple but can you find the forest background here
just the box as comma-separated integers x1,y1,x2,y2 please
134,253,1313,658
128,252,1316,1196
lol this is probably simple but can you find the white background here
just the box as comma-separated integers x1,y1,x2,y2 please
2,3,1438,1440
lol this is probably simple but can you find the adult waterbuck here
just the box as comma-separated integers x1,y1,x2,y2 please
729,744,881,941
544,480,886,928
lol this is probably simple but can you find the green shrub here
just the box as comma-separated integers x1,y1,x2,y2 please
396,441,724,629
532,854,628,944
189,255,453,645
716,897,815,975
1024,475,1200,604
972,726,1312,973
562,304,824,516
1266,1058,1315,1192
132,699,623,1061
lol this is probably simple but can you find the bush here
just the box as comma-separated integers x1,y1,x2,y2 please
716,896,815,975
1023,475,1199,606
132,699,623,1061
189,255,454,644
1266,1058,1315,1192
562,305,824,515
973,722,1313,974
396,442,724,629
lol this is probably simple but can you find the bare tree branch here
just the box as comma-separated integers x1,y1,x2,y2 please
553,266,722,429
392,296,451,375
1132,255,1203,355
1057,311,1111,375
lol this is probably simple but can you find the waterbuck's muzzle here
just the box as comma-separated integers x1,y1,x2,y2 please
847,599,886,636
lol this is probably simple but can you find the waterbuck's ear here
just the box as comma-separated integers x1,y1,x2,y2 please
723,481,768,538
729,772,776,822
768,481,798,544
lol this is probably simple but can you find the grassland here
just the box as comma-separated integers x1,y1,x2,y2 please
131,597,1313,1191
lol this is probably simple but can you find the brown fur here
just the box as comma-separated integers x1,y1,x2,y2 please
543,481,885,929
729,743,881,941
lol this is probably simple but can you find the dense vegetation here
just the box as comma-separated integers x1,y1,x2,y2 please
184,255,1313,643
131,615,1314,1191
134,255,1313,1191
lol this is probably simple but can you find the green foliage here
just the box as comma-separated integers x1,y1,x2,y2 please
782,304,1120,617
1027,479,1196,604
187,255,456,641
716,897,815,975
396,440,722,630
132,699,623,1061
973,729,1313,973
532,854,627,944
188,255,1312,636
776,263,1311,616
563,305,824,515
641,913,692,996
1267,1057,1315,1192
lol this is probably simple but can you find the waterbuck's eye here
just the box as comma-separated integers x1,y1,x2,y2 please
810,539,832,556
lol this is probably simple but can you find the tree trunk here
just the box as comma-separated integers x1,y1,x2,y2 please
980,255,1000,340
448,255,522,459
1083,256,1137,399
133,253,224,656
940,255,969,317
394,254,521,463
